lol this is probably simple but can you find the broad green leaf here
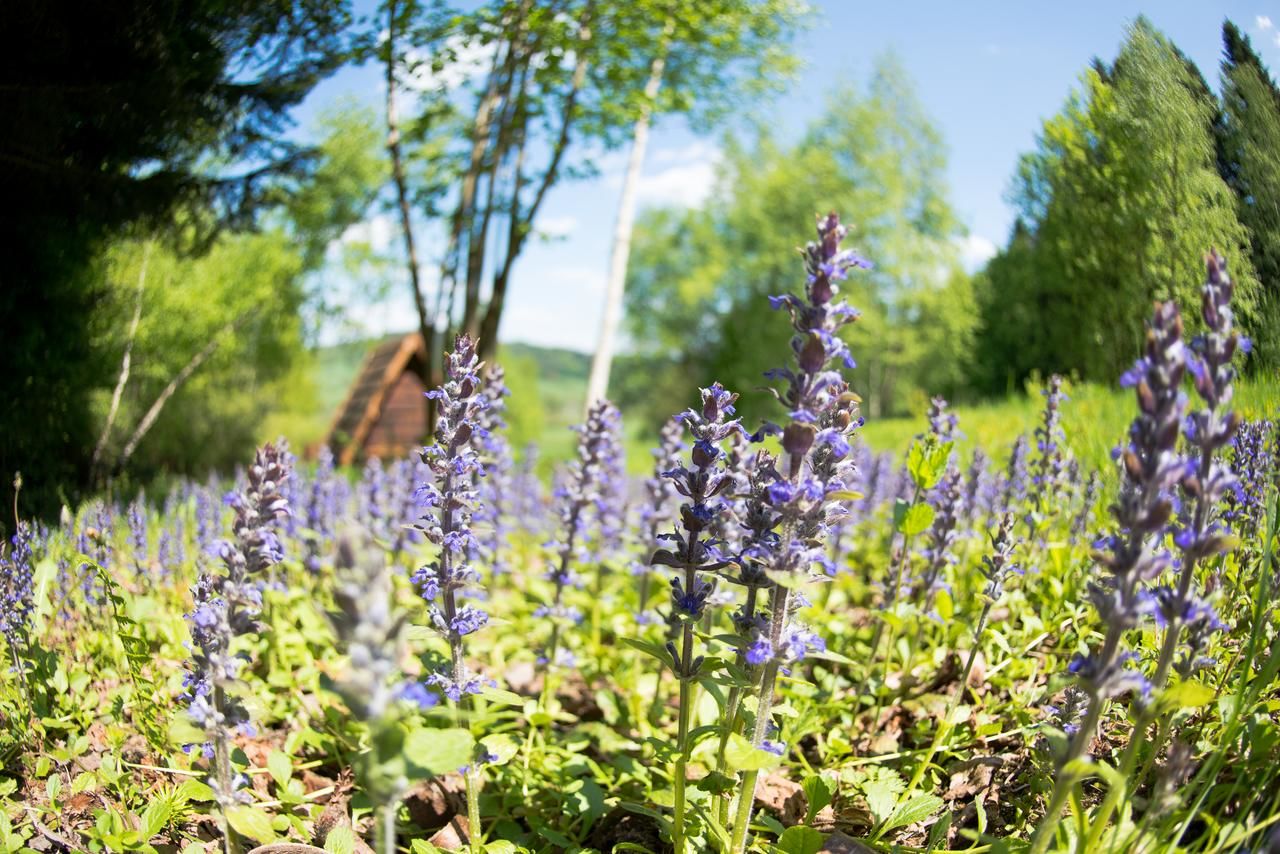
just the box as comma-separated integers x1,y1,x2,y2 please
1163,679,1215,710
883,793,943,832
225,805,276,842
324,825,355,854
724,733,782,771
404,727,475,776
176,779,216,803
776,825,825,854
863,778,900,825
479,734,520,767
898,503,936,537
267,749,292,789
480,686,525,707
802,774,835,823
139,799,173,838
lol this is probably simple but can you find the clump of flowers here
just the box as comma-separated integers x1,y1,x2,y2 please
1224,419,1272,536
1030,374,1070,508
1151,252,1246,692
1031,300,1187,853
2,514,35,678
917,397,964,601
184,440,292,854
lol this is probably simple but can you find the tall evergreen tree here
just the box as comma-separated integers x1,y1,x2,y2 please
1218,19,1280,366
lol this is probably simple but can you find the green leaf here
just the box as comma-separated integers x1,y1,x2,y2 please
724,733,782,771
1162,679,1215,710
167,714,205,748
225,805,276,843
324,825,355,854
898,503,935,536
267,749,292,789
883,793,943,833
801,774,834,823
404,727,475,776
175,779,216,803
775,826,825,854
479,734,520,767
139,799,173,838
479,686,525,707
863,778,900,825
907,439,954,490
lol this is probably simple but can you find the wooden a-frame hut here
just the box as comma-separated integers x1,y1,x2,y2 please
325,332,429,465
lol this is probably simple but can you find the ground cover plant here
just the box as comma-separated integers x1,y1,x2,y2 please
3,214,1280,854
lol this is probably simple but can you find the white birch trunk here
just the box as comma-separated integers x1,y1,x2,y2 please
583,48,667,412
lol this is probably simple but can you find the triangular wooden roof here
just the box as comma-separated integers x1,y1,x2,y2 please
325,332,427,465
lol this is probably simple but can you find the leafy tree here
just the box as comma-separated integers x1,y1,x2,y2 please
1,0,353,517
622,57,971,426
1218,20,1280,366
977,18,1258,390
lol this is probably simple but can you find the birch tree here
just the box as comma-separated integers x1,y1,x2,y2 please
583,0,805,411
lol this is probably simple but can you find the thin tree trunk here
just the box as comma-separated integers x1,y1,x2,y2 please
385,0,435,433
91,242,150,484
584,45,668,412
113,312,253,475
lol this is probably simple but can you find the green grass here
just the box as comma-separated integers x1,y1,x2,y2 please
859,373,1280,471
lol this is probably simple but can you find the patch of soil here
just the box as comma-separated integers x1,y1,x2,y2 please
587,806,670,853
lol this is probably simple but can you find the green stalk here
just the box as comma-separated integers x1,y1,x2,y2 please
728,585,790,854
672,671,694,853
377,799,397,854
713,584,762,829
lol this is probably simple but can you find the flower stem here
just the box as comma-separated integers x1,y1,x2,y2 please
728,585,790,854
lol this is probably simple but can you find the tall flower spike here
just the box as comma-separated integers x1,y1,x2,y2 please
473,363,514,575
1031,375,1070,507
650,383,743,854
1,520,35,654
410,334,492,702
185,440,292,834
1151,252,1246,692
540,399,623,668
635,416,685,623
1031,301,1187,853
730,214,866,854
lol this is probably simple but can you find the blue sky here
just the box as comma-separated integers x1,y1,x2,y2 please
297,1,1280,352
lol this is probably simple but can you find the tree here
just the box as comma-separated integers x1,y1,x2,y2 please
621,58,972,425
1218,20,1280,366
0,0,353,517
978,18,1259,389
582,0,804,411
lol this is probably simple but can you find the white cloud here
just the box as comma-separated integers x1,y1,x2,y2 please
1275,31,1280,46
956,234,997,272
650,140,720,166
1258,14,1274,30
537,214,579,240
599,142,721,209
635,160,719,208
400,34,495,93
340,214,396,253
